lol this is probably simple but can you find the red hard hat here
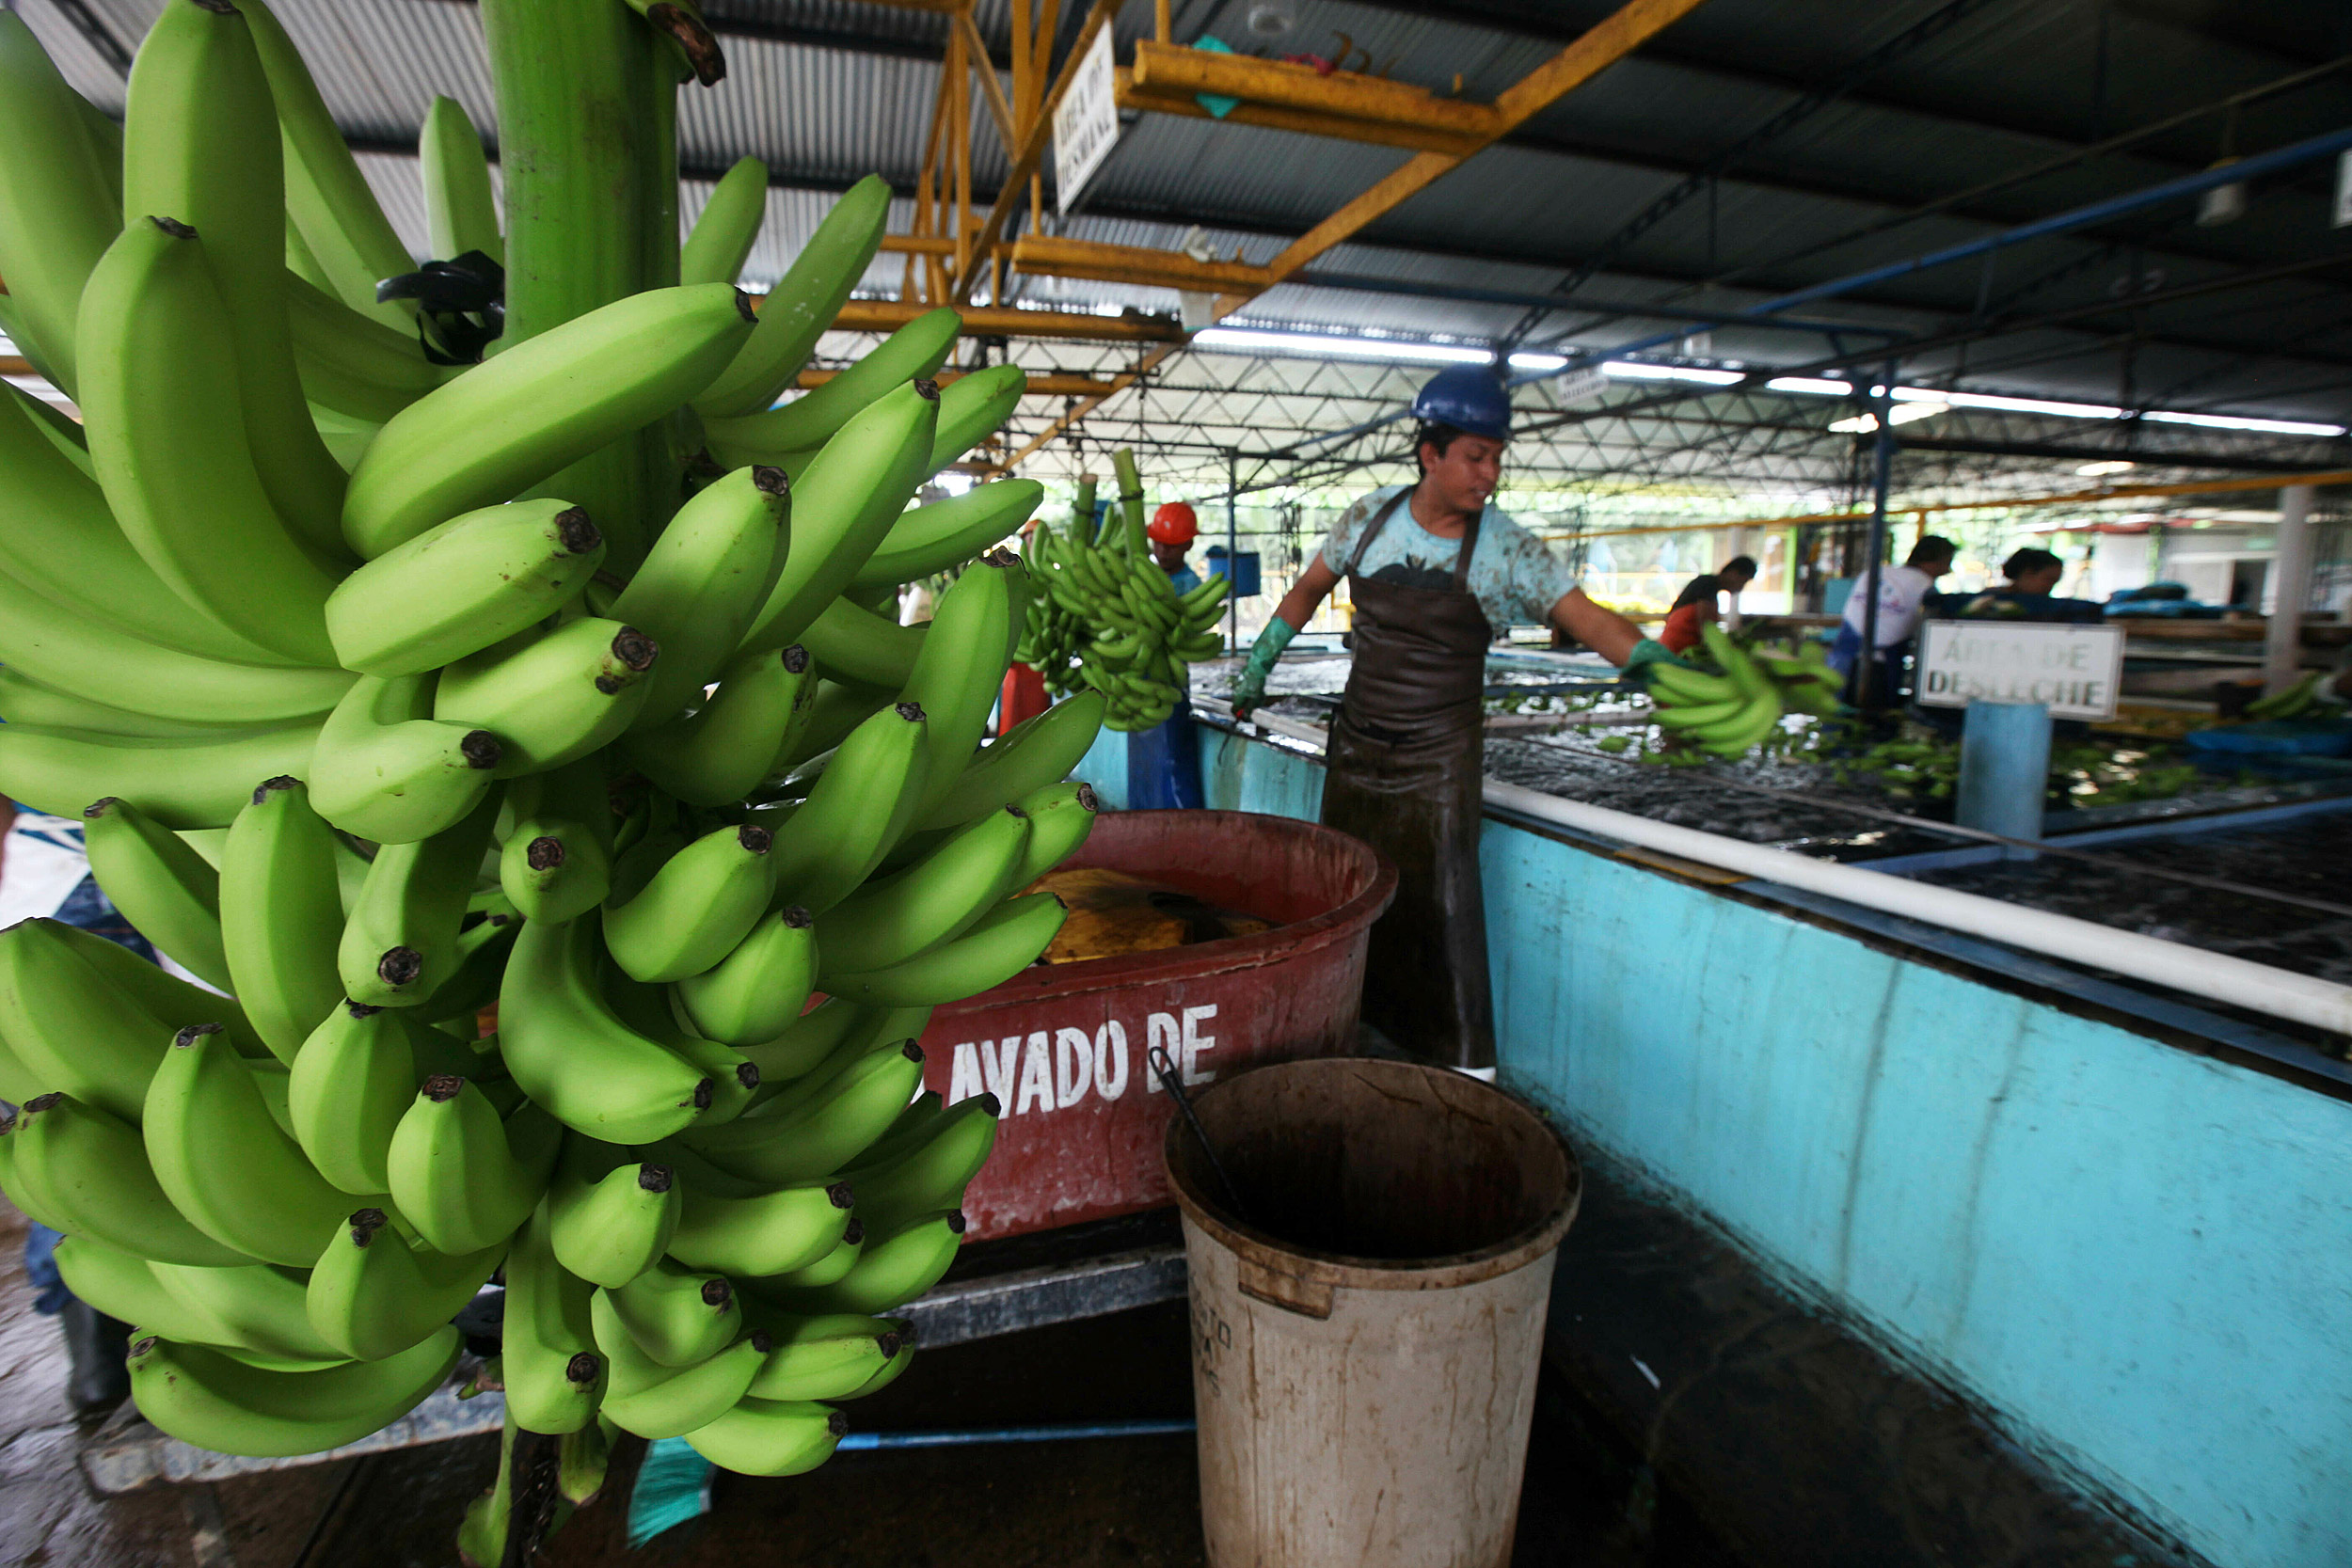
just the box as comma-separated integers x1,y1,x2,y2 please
1148,501,1199,544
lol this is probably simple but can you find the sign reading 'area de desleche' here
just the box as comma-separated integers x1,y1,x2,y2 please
1916,620,2124,721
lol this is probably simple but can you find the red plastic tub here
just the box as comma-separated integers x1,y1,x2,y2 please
914,810,1397,1241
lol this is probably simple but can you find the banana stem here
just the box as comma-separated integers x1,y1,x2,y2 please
479,0,674,568
1072,476,1098,538
1111,449,1147,554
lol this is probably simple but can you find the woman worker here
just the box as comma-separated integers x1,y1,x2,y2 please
1660,555,1756,653
1227,368,1677,1075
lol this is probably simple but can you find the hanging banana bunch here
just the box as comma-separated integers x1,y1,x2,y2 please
1015,451,1229,731
0,1,1099,1552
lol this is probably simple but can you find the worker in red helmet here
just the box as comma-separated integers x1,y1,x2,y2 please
1228,366,1679,1077
1128,499,1207,808
1148,501,1202,591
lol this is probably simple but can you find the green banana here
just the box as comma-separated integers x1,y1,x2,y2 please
546,1141,681,1289
594,1291,771,1439
773,678,895,773
705,306,960,465
286,269,450,423
850,479,1044,593
1007,780,1098,888
143,1022,358,1268
738,999,929,1091
739,1309,904,1402
675,1038,926,1186
680,1397,844,1476
385,1075,562,1255
598,968,762,1128
599,1259,743,1369
820,892,1065,1007
125,1330,458,1458
80,795,230,988
309,674,504,845
0,717,324,832
52,1237,285,1356
290,1002,477,1196
817,804,1031,978
0,918,180,1123
326,500,605,677
434,618,660,776
77,217,344,664
694,174,891,418
1651,696,1742,732
746,1219,864,1294
899,553,1020,821
624,644,815,806
609,464,788,723
32,915,274,1064
500,1206,608,1435
338,789,503,1006
673,905,818,1046
666,1155,855,1277
498,759,617,924
0,377,314,668
240,0,417,332
7,1092,253,1266
767,700,930,914
799,595,929,689
221,777,347,1064
146,1252,343,1365
121,0,350,557
766,1210,966,1316
840,1093,999,1235
420,94,502,263
914,691,1104,832
305,1207,503,1363
680,155,768,287
738,380,943,655
342,283,755,558
0,13,120,393
929,364,1026,471
497,917,713,1145
603,822,778,983
836,1336,914,1401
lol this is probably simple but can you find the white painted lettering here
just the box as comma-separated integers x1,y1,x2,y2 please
1015,1031,1055,1115
981,1037,1021,1105
1055,1027,1094,1108
1182,1004,1218,1085
947,1041,984,1104
1095,1020,1130,1100
1145,1012,1182,1092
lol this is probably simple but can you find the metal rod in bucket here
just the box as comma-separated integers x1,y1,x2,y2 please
1150,1044,1249,1223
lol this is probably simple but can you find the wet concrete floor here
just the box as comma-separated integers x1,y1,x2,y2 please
0,1194,1747,1568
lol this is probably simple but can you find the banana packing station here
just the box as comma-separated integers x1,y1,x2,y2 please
2,0,2352,1565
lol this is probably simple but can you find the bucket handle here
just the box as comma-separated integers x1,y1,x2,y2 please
1235,1254,1334,1320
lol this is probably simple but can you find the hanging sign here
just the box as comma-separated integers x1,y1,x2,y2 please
1054,26,1120,216
1916,620,2122,720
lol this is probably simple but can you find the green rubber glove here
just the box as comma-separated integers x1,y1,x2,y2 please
1619,637,1690,689
1230,614,1297,718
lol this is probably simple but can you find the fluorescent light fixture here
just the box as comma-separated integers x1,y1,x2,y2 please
2140,409,2346,437
1828,401,1947,435
1506,351,1569,372
1600,360,1743,386
1896,388,2125,419
1189,326,1491,365
1765,376,1851,396
2075,460,2136,477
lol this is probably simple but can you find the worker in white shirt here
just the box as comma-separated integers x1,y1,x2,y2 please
1827,534,1955,708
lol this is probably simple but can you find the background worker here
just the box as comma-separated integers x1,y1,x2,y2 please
1828,534,1955,707
1126,500,1208,809
1660,555,1756,653
1227,367,1673,1075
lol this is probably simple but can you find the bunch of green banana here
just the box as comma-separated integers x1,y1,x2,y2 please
0,4,1098,1533
1014,451,1229,730
2245,670,2327,721
1644,624,1789,757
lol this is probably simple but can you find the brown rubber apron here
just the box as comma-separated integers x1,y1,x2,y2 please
1317,489,1495,1070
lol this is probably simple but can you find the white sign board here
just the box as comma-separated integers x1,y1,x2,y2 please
1053,26,1119,216
1552,365,1608,405
1916,620,2123,721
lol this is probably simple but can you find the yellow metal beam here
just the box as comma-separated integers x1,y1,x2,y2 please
1009,234,1273,294
1127,40,1501,138
796,365,1121,397
1256,0,1713,293
952,0,1120,303
1116,70,1485,155
879,233,961,256
827,298,1184,342
952,9,1018,151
